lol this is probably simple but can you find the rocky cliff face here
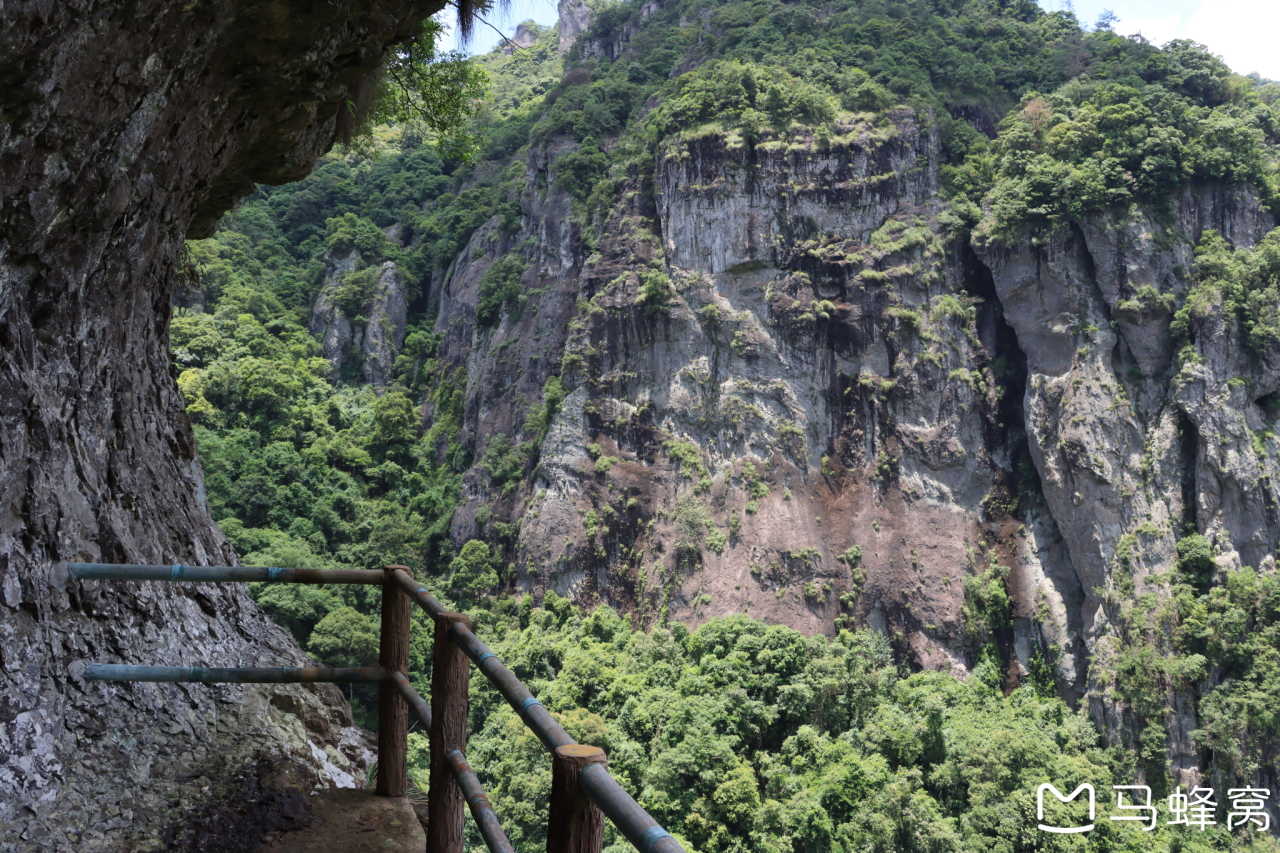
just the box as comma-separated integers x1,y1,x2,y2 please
557,0,594,52
415,4,1279,797
0,1,442,848
311,250,410,387
443,107,1026,665
978,184,1278,781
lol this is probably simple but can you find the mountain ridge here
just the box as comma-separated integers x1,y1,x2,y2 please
173,0,1280,846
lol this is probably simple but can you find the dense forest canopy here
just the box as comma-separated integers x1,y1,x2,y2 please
174,0,1280,849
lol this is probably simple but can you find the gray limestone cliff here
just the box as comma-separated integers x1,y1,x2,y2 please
0,1,443,848
976,185,1279,786
311,250,410,387
557,0,594,52
442,109,1014,665
411,12,1279,800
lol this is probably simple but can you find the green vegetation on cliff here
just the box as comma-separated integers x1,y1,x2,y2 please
970,41,1280,242
437,599,1277,852
173,3,1280,850
1177,228,1280,351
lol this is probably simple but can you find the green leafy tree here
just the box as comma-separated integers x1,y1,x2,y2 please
308,606,379,667
475,254,528,328
370,390,419,462
363,17,489,159
448,539,500,604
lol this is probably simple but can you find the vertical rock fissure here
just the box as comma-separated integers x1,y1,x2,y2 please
1178,409,1200,535
965,242,1093,698
963,246,1037,515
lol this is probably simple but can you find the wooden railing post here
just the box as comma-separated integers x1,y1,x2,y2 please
377,564,411,797
547,744,607,853
429,612,471,853
74,562,688,852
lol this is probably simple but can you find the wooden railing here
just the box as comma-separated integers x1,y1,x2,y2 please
63,562,685,853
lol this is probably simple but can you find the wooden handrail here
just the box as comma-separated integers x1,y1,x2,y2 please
62,561,686,853
79,663,387,683
549,745,606,853
429,611,472,851
390,568,685,853
378,565,412,796
390,672,516,853
65,562,385,584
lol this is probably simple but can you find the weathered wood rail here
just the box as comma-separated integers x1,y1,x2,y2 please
63,562,685,853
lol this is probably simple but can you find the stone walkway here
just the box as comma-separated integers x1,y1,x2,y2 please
257,788,425,852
